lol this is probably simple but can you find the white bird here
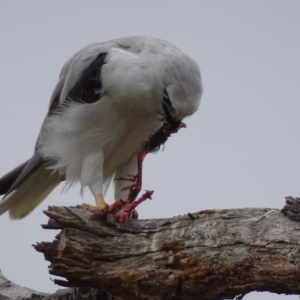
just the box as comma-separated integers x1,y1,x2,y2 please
0,36,203,221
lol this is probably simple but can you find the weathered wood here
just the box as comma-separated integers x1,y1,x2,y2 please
33,197,300,300
0,268,47,300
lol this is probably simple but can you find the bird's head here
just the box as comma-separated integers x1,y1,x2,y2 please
160,52,203,122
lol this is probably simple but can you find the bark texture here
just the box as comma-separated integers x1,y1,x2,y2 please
0,269,46,300
31,196,300,300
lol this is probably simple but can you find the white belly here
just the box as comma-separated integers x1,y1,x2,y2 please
38,92,163,194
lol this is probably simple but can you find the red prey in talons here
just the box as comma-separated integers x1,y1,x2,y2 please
112,115,186,222
120,120,186,204
115,190,154,223
109,149,147,221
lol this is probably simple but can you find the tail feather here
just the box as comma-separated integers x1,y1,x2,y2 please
0,156,61,219
0,160,29,195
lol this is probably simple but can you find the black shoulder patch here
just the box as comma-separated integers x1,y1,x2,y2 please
68,53,107,104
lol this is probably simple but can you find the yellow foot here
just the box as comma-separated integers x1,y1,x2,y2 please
81,194,109,211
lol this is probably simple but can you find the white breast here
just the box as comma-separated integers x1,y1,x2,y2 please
38,48,164,194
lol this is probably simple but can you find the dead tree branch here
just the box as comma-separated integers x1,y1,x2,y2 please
31,196,300,300
0,268,46,300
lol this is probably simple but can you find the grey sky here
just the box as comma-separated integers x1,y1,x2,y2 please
0,1,300,299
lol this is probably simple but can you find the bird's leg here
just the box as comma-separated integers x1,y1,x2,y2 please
81,194,109,211
102,121,186,223
95,194,109,210
82,114,182,216
114,175,137,182
110,117,186,221
125,148,148,203
108,148,149,220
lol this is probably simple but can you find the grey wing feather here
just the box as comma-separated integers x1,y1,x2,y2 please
26,51,109,189
0,160,29,195
2,153,44,198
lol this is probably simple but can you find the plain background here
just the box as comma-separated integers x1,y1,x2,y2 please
0,1,300,299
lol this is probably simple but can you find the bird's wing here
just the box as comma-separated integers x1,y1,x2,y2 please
8,49,110,195
0,47,110,218
35,50,109,148
48,52,108,116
